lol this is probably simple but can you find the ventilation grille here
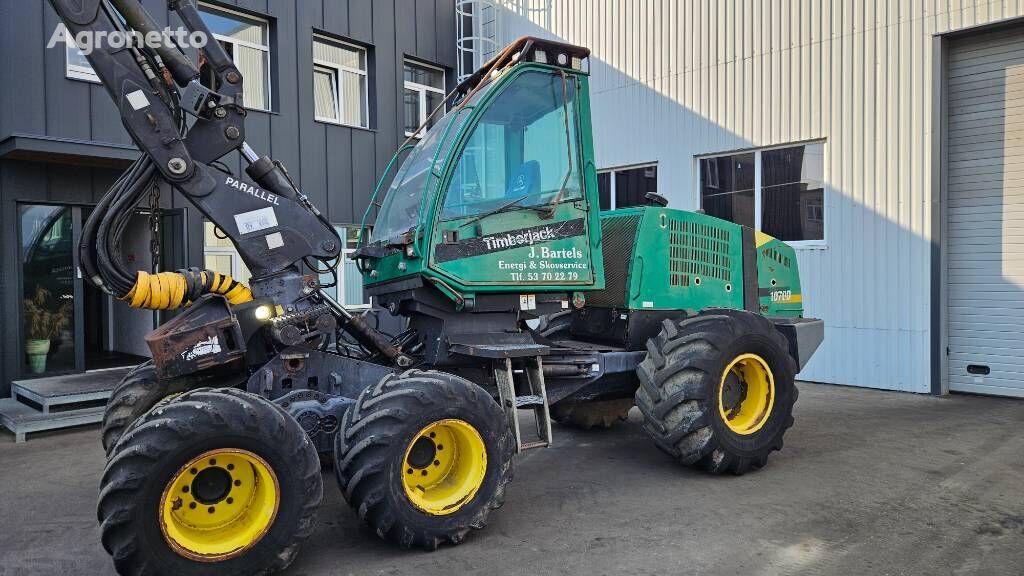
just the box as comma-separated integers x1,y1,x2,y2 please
761,247,792,269
589,214,642,306
668,219,732,287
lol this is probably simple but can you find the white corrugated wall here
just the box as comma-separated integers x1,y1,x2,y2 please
494,0,1024,393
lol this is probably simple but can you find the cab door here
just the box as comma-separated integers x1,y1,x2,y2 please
428,68,598,291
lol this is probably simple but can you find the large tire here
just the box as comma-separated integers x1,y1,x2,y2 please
334,369,513,550
550,398,633,429
635,310,798,475
101,361,220,455
98,388,322,575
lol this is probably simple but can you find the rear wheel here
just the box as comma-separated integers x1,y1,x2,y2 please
98,388,322,575
334,370,513,549
550,398,633,429
101,362,220,455
634,310,797,475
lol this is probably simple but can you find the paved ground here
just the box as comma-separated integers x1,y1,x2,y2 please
1,382,1023,576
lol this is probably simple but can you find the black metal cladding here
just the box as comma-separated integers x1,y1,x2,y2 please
588,214,641,307
0,0,456,396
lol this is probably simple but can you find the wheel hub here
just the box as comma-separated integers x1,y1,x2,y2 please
718,354,775,435
402,419,487,516
159,448,280,562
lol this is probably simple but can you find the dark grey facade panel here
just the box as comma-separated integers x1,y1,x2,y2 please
0,0,456,394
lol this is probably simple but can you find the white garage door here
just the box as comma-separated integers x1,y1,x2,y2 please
947,27,1024,397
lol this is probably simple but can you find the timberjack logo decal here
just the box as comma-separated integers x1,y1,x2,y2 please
435,218,586,263
181,336,221,361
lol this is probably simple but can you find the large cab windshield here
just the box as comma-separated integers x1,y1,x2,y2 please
441,71,582,220
372,104,473,242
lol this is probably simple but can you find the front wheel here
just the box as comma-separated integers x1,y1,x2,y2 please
334,370,514,550
634,310,798,475
98,388,322,575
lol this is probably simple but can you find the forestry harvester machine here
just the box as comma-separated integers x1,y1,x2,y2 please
49,0,824,573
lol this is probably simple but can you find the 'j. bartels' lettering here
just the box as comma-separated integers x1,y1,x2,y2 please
225,176,280,206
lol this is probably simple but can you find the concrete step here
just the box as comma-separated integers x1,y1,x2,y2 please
11,367,131,413
0,398,103,443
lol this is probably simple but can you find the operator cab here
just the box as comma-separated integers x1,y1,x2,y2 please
357,38,605,304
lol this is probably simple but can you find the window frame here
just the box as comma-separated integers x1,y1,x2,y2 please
695,140,827,249
65,40,100,83
198,2,273,112
597,162,659,210
323,225,371,310
312,35,369,129
202,221,251,284
403,59,447,138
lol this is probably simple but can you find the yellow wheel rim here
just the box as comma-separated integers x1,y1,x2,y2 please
718,353,775,435
159,448,280,562
402,419,487,516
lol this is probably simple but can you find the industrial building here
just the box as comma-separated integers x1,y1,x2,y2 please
3,0,1024,417
494,1,1024,396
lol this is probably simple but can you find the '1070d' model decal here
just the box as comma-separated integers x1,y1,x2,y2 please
434,218,586,263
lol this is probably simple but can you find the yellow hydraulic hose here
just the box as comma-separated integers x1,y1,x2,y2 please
121,269,253,310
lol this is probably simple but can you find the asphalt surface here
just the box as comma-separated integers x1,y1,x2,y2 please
1,382,1023,576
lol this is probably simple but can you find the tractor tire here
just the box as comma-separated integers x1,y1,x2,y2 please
550,398,633,429
101,361,219,456
334,369,513,550
635,309,798,475
98,388,322,575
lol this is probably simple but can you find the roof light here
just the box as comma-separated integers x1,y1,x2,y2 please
534,49,547,64
556,52,568,66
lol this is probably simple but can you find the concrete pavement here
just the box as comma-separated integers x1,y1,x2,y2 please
1,382,1022,575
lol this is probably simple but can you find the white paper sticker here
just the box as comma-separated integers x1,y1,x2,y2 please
265,232,284,249
642,301,654,308
591,363,600,372
519,294,537,311
234,207,278,235
561,300,569,309
126,90,150,110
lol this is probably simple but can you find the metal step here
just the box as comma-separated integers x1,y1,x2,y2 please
0,398,104,443
11,367,129,414
495,356,552,452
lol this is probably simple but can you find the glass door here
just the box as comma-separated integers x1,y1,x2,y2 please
19,205,78,376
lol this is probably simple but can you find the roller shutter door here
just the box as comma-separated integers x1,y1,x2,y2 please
947,27,1024,397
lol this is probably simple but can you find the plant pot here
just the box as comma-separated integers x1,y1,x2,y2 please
25,339,51,374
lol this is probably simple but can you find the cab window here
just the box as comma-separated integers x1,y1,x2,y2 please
441,70,582,220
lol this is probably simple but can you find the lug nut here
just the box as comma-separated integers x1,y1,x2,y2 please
214,107,227,118
225,126,240,140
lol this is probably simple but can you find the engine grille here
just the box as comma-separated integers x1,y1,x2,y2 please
589,214,642,306
668,218,733,287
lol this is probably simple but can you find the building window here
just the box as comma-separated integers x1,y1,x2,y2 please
199,4,272,111
203,222,251,284
319,226,371,308
700,142,825,243
312,36,369,128
65,37,99,83
596,164,658,211
403,60,446,137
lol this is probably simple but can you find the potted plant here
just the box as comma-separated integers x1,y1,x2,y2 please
23,287,72,374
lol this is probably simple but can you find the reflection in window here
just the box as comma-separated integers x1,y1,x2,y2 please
597,165,659,210
313,37,368,128
199,4,272,111
699,143,824,242
761,144,825,242
700,153,756,228
441,70,582,220
203,222,251,284
20,205,76,375
404,60,446,136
